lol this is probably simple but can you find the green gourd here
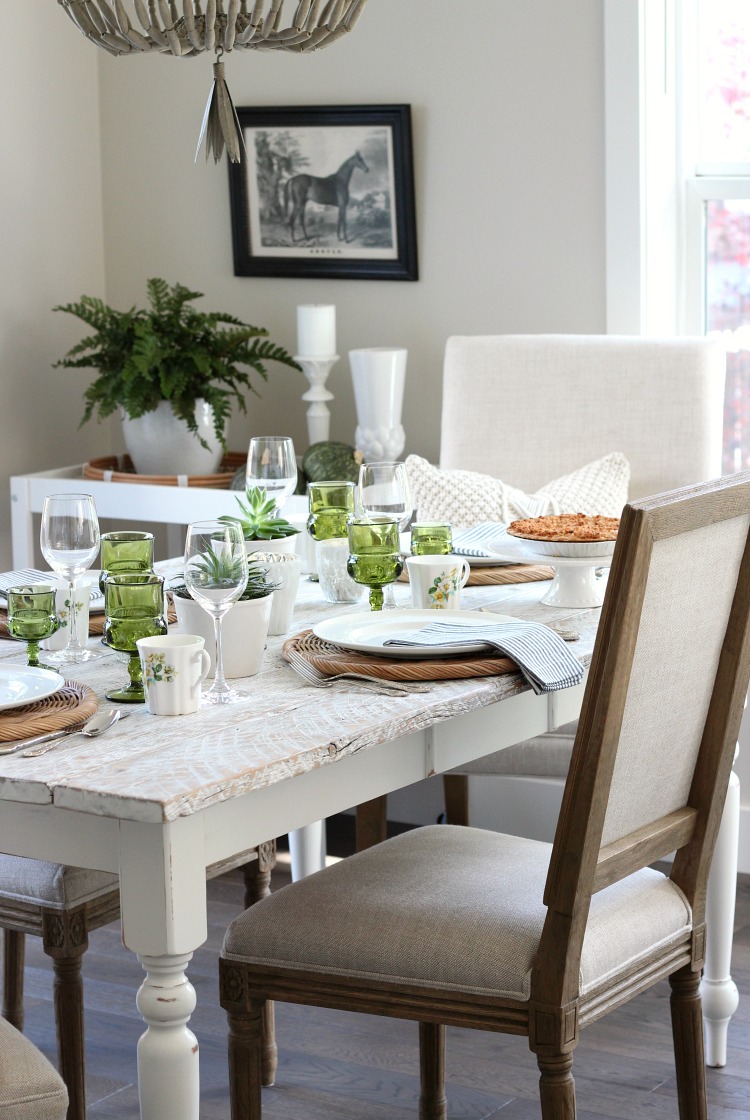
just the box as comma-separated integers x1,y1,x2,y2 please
302,441,364,484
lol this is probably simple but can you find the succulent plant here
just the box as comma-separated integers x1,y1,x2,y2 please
173,549,278,602
219,485,299,541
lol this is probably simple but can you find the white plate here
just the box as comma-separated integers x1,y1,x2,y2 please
313,609,518,659
0,666,65,712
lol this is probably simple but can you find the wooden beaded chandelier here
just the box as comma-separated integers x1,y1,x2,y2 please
57,0,370,161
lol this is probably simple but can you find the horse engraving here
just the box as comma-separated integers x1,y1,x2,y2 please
284,151,369,243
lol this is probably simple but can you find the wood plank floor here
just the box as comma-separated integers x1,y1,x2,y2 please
6,816,750,1119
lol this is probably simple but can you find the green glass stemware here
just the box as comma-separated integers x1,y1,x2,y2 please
103,573,167,703
347,517,404,611
99,531,155,593
410,522,453,556
306,481,356,541
6,585,59,669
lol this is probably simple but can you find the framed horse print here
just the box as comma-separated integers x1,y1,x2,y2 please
227,104,418,281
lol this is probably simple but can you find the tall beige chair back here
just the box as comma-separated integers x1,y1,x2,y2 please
440,334,725,497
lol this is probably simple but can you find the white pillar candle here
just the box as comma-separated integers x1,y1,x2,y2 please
297,304,336,357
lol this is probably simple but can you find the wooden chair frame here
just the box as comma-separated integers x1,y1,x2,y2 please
220,474,750,1120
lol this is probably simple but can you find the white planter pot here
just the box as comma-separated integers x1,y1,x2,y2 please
172,592,273,678
244,534,300,557
121,398,223,475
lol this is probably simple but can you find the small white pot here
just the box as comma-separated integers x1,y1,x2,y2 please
244,534,300,557
172,592,273,678
121,398,223,475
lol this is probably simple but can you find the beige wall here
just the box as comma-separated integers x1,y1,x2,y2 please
0,4,115,569
94,0,605,462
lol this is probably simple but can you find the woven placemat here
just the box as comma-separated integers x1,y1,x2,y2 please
83,452,245,488
283,630,517,682
0,601,177,641
0,681,98,743
398,562,553,587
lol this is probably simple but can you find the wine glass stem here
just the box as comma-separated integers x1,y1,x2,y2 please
382,584,397,609
27,641,41,668
127,652,143,694
213,614,229,694
65,578,84,655
369,587,385,611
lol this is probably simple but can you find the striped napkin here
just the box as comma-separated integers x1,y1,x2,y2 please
452,522,508,558
385,619,584,695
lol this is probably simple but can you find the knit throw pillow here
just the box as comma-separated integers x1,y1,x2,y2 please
405,452,630,526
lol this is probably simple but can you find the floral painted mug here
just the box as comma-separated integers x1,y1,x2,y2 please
136,634,211,716
405,554,471,610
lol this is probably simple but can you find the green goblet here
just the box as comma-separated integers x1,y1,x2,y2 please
99,531,155,594
6,585,59,669
347,517,404,611
103,573,167,703
410,522,453,556
306,481,356,542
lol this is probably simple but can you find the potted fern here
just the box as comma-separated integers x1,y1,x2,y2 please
219,485,301,556
53,278,299,476
171,553,278,678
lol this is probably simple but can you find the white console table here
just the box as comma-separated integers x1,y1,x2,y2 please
9,465,309,568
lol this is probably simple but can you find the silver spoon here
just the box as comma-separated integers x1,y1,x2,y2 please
12,709,130,759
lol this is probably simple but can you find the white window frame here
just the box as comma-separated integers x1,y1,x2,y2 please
605,0,750,338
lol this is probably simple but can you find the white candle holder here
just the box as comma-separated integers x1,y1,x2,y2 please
296,354,338,446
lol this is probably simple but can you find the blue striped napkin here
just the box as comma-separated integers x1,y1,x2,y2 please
385,619,583,695
452,523,508,558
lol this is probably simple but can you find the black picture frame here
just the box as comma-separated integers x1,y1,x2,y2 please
228,104,418,281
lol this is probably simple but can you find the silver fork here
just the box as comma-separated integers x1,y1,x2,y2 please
286,649,430,695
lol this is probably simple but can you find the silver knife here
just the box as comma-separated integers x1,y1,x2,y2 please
0,713,128,757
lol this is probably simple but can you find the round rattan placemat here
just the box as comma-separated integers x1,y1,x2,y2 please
283,630,517,682
0,681,99,743
398,562,553,587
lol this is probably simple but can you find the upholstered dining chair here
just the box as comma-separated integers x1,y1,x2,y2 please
366,332,723,842
0,1015,68,1120
0,840,276,1120
220,471,750,1120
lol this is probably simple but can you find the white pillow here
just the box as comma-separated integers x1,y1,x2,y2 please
405,452,630,526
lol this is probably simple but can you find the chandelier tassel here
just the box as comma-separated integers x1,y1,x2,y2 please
195,53,245,164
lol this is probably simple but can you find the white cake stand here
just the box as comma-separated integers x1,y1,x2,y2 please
532,552,613,608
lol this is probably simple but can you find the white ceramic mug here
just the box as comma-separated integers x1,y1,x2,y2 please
405,554,471,610
136,634,211,715
41,578,91,651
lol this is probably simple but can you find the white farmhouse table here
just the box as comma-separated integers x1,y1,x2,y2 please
0,576,740,1119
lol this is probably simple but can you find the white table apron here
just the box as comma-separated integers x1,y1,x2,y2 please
0,579,740,1118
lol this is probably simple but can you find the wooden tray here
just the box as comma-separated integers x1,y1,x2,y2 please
398,562,553,586
83,452,245,488
0,681,98,743
283,630,518,682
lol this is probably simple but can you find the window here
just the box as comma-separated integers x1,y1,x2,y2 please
605,0,750,472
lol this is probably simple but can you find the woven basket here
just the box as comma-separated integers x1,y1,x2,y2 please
83,453,245,488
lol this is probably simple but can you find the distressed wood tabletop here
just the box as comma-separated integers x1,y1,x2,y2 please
0,571,600,824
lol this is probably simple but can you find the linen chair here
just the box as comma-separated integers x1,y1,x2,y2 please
220,472,750,1120
0,840,276,1120
439,333,725,831
0,1016,68,1120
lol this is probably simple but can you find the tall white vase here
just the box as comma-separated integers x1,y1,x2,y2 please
349,348,406,462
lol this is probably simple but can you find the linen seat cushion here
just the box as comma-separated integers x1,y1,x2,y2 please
223,825,691,1001
0,1018,68,1120
0,857,118,909
451,720,577,778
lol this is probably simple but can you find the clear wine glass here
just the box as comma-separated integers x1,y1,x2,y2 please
357,462,412,609
40,493,101,663
184,520,248,705
246,436,297,512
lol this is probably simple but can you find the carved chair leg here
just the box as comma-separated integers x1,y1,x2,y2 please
242,840,277,908
42,909,89,1120
419,1022,447,1120
2,929,25,1030
443,774,469,827
227,1000,265,1120
356,796,388,851
670,966,708,1120
537,1053,576,1120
